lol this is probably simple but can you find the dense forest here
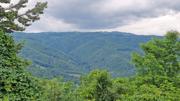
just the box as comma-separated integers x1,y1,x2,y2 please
13,32,154,81
0,0,180,101
1,29,180,101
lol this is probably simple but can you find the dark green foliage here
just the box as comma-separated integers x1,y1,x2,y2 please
0,0,47,100
0,30,42,100
0,0,48,100
0,0,47,33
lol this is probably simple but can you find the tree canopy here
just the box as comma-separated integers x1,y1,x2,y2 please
0,30,43,100
132,31,180,85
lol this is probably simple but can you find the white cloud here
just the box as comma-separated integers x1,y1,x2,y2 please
112,12,180,35
26,15,77,32
95,0,151,14
96,0,180,14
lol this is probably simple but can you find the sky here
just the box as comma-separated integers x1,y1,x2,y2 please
13,0,180,35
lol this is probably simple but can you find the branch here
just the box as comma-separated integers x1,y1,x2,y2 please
0,0,11,3
4,0,28,10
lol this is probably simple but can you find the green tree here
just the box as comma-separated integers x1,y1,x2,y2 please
0,30,43,100
0,0,47,33
0,0,47,100
132,31,180,85
77,70,116,101
130,31,180,101
112,78,136,101
40,78,75,101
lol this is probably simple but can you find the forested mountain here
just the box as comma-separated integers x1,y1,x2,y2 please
13,32,154,80
1,0,179,100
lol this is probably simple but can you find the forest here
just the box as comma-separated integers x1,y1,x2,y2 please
0,0,180,101
13,32,153,81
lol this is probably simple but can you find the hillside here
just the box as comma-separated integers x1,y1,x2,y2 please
13,32,154,81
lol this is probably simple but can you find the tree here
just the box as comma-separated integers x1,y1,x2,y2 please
0,0,47,33
39,78,75,101
132,31,180,85
129,31,180,101
0,0,47,100
112,78,136,100
77,70,116,101
0,30,43,100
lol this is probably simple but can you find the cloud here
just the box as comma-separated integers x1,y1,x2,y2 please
26,15,77,32
16,0,180,35
111,12,180,35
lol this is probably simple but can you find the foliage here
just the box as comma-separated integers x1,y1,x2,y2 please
0,0,47,33
129,31,180,101
0,30,43,100
132,31,180,84
77,70,116,101
0,0,47,100
39,78,75,101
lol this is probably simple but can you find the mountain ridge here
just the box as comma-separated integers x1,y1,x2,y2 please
13,32,156,81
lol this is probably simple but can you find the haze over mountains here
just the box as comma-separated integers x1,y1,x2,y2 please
13,32,155,81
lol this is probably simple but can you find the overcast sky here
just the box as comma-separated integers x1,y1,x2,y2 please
16,0,180,35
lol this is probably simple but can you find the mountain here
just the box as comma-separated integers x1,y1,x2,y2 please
13,32,154,81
